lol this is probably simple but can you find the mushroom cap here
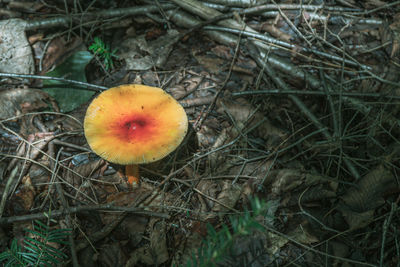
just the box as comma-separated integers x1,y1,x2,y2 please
84,84,188,165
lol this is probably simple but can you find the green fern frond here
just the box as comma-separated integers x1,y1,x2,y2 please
0,220,71,266
0,239,25,267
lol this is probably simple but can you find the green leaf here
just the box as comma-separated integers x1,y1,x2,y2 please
43,51,94,112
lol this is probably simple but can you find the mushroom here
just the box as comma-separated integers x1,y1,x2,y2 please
84,84,188,184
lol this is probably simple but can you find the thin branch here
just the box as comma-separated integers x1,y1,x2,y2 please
0,204,170,225
0,73,106,91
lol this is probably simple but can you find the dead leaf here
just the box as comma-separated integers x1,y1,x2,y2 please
121,216,148,247
193,53,227,74
338,165,395,229
118,29,180,71
339,207,375,230
149,219,169,264
196,179,220,212
341,165,394,212
126,219,169,265
388,14,400,59
329,241,350,267
266,231,288,255
365,0,389,7
14,175,35,211
64,159,105,203
217,98,288,147
0,88,56,119
98,242,127,266
170,231,203,266
287,223,319,244
211,181,241,214
8,1,44,13
270,169,305,197
224,232,272,266
40,36,83,73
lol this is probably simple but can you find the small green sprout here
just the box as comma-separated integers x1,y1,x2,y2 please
89,37,118,71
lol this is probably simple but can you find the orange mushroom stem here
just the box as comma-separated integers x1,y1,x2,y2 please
126,164,140,184
84,84,188,185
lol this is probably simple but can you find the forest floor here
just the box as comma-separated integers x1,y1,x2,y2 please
0,0,399,266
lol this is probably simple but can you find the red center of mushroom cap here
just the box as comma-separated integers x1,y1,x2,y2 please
113,114,157,143
84,84,188,165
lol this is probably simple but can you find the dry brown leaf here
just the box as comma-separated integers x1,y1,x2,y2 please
118,30,180,71
196,179,221,212
340,165,394,212
339,207,375,230
121,216,148,247
389,14,400,59
329,241,351,267
149,219,169,263
266,231,288,255
104,182,184,216
98,242,127,266
226,232,272,266
193,53,227,74
197,180,242,220
207,126,236,168
13,175,35,211
126,219,169,265
0,88,56,119
28,33,44,44
170,231,203,266
211,180,241,214
211,45,232,59
365,0,389,7
270,169,305,197
196,123,219,148
12,221,32,248
338,165,395,229
40,36,83,73
8,1,43,13
64,159,105,194
105,190,145,208
217,98,288,147
287,223,319,244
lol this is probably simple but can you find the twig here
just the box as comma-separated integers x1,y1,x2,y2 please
319,70,339,136
202,26,371,70
271,0,312,47
379,202,396,267
298,187,341,233
49,145,79,267
195,17,244,130
247,42,361,180
231,89,400,100
0,204,170,225
0,166,18,218
75,213,126,252
262,224,377,266
354,0,400,15
0,152,102,204
172,178,239,213
0,72,107,91
241,4,361,13
52,139,92,153
24,4,176,31
154,0,172,29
